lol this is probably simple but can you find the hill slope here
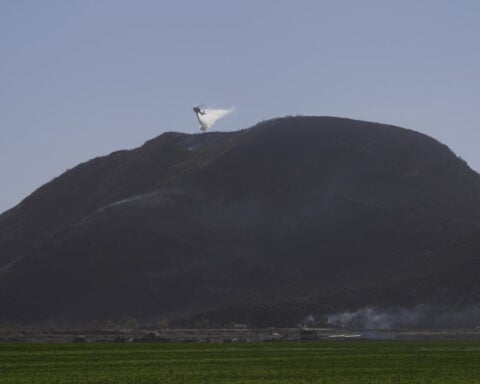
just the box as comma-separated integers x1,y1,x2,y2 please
1,116,480,327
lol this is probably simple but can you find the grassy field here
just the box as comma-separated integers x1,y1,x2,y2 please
1,341,480,383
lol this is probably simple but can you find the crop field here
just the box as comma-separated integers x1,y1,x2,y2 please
1,341,480,383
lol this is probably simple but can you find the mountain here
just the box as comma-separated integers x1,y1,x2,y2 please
1,116,480,328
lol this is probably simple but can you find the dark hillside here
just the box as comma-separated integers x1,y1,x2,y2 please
1,117,480,327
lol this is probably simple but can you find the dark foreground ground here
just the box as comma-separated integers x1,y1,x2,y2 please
1,341,480,383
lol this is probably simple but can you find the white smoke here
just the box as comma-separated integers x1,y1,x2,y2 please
327,307,399,330
326,305,480,330
195,107,233,131
298,314,315,329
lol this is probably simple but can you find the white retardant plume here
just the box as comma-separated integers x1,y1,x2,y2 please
193,106,233,131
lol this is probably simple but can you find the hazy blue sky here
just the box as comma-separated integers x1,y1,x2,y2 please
1,0,479,213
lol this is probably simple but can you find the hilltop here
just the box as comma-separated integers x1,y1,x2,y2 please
1,116,480,328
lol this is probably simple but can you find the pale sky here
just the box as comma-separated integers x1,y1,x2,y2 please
1,0,479,214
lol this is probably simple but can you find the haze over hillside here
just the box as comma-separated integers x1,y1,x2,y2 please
1,116,480,328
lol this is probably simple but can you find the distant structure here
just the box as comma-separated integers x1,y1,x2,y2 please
299,330,317,341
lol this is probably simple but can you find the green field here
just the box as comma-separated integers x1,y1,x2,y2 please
1,341,480,383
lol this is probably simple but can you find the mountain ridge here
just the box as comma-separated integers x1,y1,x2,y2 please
1,116,480,328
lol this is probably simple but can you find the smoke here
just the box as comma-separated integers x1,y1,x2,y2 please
196,107,233,131
326,305,480,330
298,314,315,329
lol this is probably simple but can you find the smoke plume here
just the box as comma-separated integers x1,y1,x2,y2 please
326,305,480,329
